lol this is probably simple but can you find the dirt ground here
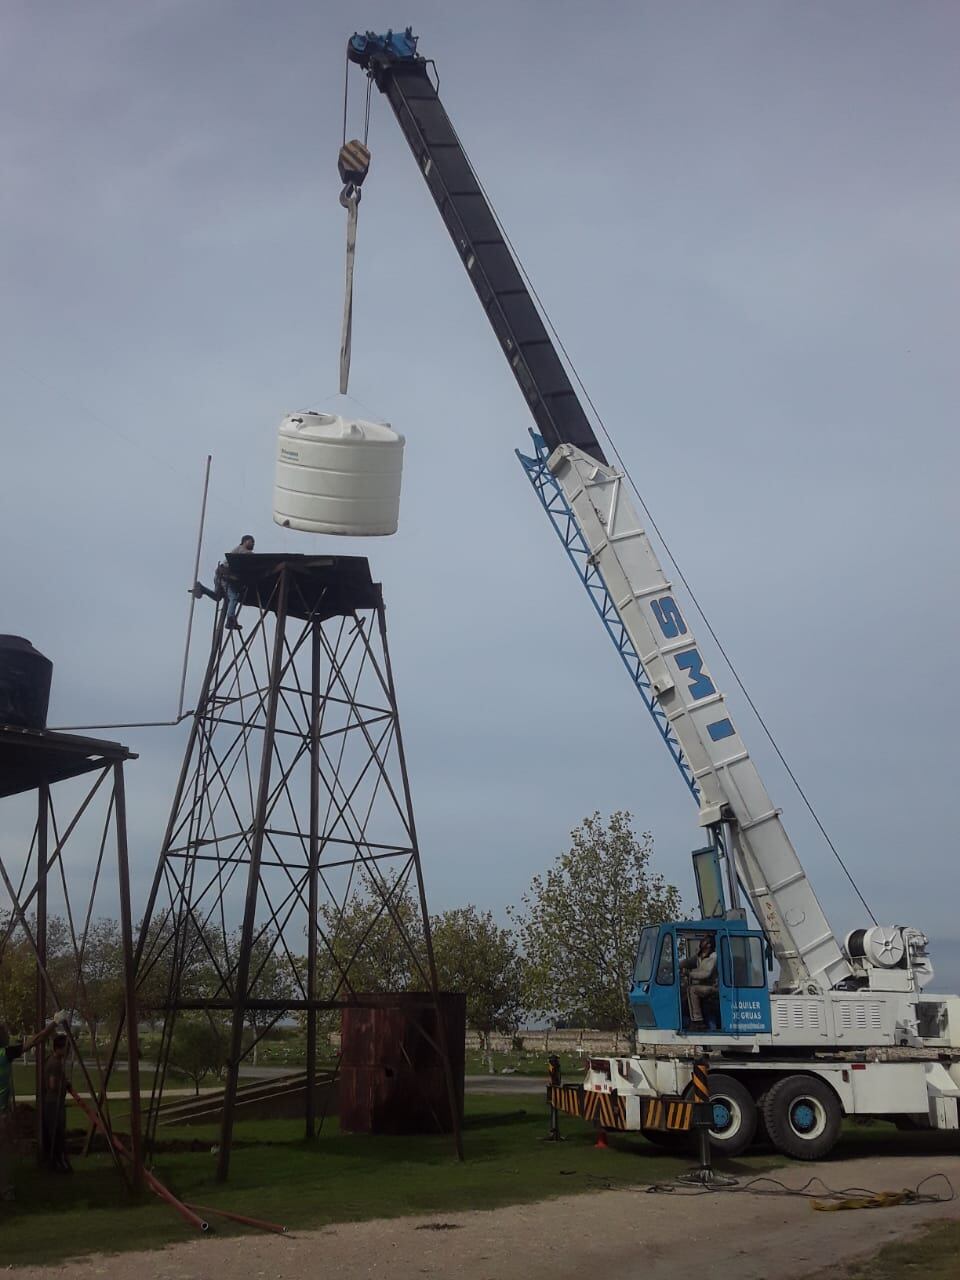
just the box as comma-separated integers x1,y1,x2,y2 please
19,1151,960,1280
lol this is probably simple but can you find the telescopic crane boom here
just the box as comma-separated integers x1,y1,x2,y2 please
346,27,848,994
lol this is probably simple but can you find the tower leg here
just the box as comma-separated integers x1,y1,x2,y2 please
305,621,321,1140
217,571,289,1183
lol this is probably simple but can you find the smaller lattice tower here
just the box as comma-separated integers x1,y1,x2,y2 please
131,555,459,1180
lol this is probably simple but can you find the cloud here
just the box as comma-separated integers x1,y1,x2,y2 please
1,2,957,968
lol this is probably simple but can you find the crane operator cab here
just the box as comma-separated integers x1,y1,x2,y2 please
631,921,772,1037
629,843,772,1038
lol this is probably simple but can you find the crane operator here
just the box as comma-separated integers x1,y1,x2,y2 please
681,936,718,1028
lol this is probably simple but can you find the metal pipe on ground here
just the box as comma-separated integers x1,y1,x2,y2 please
183,1202,288,1235
68,1087,208,1234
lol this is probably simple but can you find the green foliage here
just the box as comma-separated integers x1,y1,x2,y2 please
134,913,226,1019
430,906,525,1071
511,811,681,1033
168,1015,227,1094
70,917,124,1042
316,877,428,997
0,913,123,1041
0,916,36,1030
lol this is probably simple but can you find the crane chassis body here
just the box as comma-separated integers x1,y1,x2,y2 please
346,27,960,1158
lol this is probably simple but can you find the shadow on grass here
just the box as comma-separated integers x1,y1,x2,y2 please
462,1107,530,1131
832,1122,959,1162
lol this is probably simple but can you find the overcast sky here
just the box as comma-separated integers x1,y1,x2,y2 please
2,3,958,986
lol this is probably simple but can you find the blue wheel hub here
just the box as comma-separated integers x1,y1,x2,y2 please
791,1101,816,1133
712,1100,734,1133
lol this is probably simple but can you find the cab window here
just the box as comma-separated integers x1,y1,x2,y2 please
633,926,660,984
655,934,675,985
721,935,766,988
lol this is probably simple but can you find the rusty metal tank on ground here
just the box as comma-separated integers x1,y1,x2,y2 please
339,992,465,1135
0,636,53,729
273,410,404,535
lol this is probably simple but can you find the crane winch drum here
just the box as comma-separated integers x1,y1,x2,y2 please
273,411,405,536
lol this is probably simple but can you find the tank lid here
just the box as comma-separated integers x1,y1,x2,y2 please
278,411,404,446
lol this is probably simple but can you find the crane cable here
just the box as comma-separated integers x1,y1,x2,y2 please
435,110,877,926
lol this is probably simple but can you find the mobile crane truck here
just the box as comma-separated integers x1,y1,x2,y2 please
342,28,960,1159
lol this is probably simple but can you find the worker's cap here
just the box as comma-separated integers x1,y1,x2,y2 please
242,534,255,543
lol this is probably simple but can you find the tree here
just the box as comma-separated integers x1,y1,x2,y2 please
71,918,124,1046
0,911,108,1039
168,1015,227,1095
512,811,681,1035
430,906,525,1074
316,878,427,998
0,916,36,1031
233,927,295,1066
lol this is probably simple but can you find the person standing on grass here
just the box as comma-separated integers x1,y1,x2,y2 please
0,1014,67,1202
41,1033,72,1173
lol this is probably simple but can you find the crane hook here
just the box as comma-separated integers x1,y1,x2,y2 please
337,140,371,394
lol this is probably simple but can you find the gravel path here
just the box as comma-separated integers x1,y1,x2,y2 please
17,1150,960,1279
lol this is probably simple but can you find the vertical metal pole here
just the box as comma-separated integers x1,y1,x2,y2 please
693,1056,713,1177
305,621,321,1140
177,453,212,720
35,784,48,1160
95,607,227,1105
375,602,464,1161
217,570,289,1182
723,822,744,915
113,763,143,1189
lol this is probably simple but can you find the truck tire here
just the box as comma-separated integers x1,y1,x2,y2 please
704,1074,758,1157
762,1075,842,1160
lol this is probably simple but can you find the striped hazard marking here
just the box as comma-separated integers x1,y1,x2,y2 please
547,1086,693,1133
582,1090,627,1129
548,1084,584,1119
547,1084,626,1128
642,1097,694,1131
338,139,371,183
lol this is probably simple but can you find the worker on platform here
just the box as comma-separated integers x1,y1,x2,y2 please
0,1012,69,1202
682,936,718,1028
192,535,255,630
41,1033,71,1173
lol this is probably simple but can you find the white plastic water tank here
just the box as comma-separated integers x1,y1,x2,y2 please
273,411,405,536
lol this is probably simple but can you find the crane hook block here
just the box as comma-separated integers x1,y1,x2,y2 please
339,139,371,189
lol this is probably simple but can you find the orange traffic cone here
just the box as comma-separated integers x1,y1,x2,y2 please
594,1128,609,1150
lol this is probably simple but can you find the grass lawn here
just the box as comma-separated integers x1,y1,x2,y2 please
4,1095,953,1271
835,1220,960,1280
0,1090,784,1268
11,1063,192,1098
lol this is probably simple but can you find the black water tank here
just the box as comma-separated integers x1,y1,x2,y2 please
0,636,53,729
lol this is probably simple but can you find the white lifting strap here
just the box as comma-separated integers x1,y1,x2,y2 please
339,190,359,395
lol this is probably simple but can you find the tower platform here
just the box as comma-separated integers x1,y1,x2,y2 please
225,552,381,621
0,724,135,799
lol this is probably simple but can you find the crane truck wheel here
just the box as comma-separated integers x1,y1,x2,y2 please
761,1075,842,1160
700,1074,757,1158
